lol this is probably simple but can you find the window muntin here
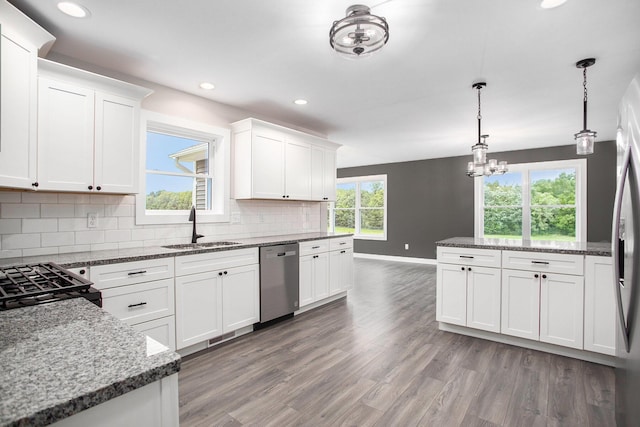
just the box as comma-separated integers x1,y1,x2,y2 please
329,175,387,240
136,111,230,225
475,160,586,242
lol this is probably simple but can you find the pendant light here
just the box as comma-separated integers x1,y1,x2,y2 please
466,82,508,178
574,58,597,155
329,5,389,58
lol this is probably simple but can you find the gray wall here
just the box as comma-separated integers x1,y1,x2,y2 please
338,141,617,259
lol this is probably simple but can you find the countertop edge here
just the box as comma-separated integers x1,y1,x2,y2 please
436,238,612,257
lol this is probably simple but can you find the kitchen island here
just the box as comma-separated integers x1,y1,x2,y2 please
0,298,180,427
436,237,615,366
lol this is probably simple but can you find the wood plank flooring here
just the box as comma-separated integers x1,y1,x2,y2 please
178,259,615,426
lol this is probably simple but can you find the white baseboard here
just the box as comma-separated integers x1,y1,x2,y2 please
353,252,437,265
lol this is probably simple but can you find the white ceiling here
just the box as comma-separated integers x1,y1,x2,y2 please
8,0,640,168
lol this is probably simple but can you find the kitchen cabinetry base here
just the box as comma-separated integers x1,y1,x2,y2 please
438,322,615,367
176,324,254,357
295,292,347,315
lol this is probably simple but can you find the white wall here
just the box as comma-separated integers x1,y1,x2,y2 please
0,191,323,258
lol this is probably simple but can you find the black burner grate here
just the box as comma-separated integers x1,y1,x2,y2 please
0,263,93,310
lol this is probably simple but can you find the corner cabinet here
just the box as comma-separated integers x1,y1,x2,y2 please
35,59,152,193
0,6,54,190
231,118,340,201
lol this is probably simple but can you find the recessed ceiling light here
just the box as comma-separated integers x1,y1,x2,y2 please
57,1,90,18
540,0,568,9
294,99,308,105
199,82,215,90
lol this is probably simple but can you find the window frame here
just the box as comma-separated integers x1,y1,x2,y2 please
135,111,230,225
474,159,587,242
330,174,388,241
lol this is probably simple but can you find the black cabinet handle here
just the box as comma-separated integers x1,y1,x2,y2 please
531,261,549,265
459,255,474,259
286,195,290,198
542,274,547,279
128,302,147,308
224,271,228,275
96,186,102,191
534,274,539,278
79,269,86,275
127,270,147,276
312,246,320,249
468,267,472,271
282,195,286,198
461,267,465,271
313,255,318,259
218,272,223,276
339,242,347,245
88,185,93,190
32,182,39,187
340,250,346,254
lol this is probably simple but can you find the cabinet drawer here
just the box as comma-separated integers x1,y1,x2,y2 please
502,250,583,275
175,247,258,276
330,237,354,251
436,246,501,268
91,258,174,290
102,278,175,325
299,239,330,256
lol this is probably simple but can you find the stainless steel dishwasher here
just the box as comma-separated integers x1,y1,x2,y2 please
259,243,299,324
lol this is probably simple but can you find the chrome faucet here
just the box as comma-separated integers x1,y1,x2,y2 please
189,206,204,243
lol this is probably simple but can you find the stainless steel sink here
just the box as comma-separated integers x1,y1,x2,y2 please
162,241,240,250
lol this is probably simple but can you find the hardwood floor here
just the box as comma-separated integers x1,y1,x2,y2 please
178,258,615,426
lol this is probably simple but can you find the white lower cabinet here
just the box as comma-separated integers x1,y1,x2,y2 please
437,262,501,332
584,256,616,355
132,317,177,352
329,247,354,295
299,252,330,308
539,273,584,349
174,249,259,350
501,269,541,340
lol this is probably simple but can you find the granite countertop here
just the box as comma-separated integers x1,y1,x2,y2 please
0,232,353,269
0,298,181,427
436,237,612,256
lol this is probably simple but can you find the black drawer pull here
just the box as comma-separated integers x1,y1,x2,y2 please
312,246,321,249
277,252,286,257
340,250,346,254
531,261,549,265
459,255,474,259
128,302,147,308
339,242,347,245
127,270,147,276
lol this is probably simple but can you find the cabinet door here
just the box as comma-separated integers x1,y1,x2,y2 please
330,248,353,295
94,92,139,193
299,255,315,307
436,263,467,326
584,256,616,355
466,266,501,333
132,316,177,352
37,78,95,191
252,132,284,199
0,30,37,189
314,252,330,300
540,273,584,349
501,269,540,340
310,146,324,201
175,271,222,349
284,139,311,200
222,264,259,333
322,149,337,201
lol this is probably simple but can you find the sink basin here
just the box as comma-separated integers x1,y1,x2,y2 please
162,241,240,250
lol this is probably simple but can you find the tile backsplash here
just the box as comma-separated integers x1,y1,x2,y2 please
0,191,324,259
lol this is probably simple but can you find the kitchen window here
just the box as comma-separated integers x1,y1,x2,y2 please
135,111,230,225
474,159,586,242
328,174,387,240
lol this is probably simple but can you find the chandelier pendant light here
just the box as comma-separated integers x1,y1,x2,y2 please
574,58,597,155
466,82,508,178
329,5,389,57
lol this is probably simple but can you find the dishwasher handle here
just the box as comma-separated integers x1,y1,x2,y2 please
266,250,297,259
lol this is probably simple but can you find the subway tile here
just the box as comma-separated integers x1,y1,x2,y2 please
22,218,58,233
59,218,87,232
41,204,75,218
0,219,21,234
1,204,40,219
41,232,75,247
0,192,22,203
90,243,118,251
57,193,93,204
58,244,91,254
2,233,41,249
118,217,135,229
22,193,58,204
75,204,105,218
105,229,132,243
75,230,105,245
0,249,22,259
104,204,133,217
131,228,155,241
119,241,144,250
23,247,59,257
97,217,119,230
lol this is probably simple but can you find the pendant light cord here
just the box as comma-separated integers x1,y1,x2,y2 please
477,86,482,145
583,67,588,131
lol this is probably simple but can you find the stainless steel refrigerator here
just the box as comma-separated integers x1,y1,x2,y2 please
613,71,640,427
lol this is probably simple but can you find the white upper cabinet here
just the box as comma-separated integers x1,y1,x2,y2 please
35,59,152,193
232,118,339,201
0,4,54,190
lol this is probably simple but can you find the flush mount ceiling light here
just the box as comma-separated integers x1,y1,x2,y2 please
57,1,90,18
466,82,508,178
574,58,597,155
329,4,389,58
199,82,215,90
540,0,568,9
293,99,308,105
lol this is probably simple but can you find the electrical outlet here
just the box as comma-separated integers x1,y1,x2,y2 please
404,243,409,250
87,212,97,228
